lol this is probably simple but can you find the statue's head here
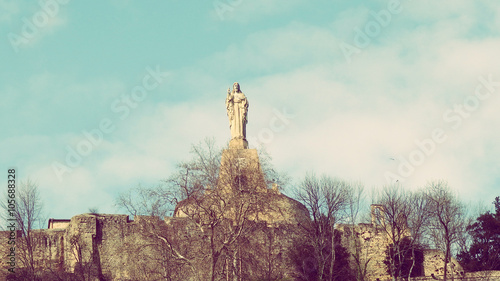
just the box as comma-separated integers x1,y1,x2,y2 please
233,82,240,92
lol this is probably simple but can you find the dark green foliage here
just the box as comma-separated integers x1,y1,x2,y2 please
384,237,424,278
329,239,354,281
290,242,318,280
458,196,500,272
291,230,355,281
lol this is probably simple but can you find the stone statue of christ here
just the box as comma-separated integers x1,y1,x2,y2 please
225,82,248,148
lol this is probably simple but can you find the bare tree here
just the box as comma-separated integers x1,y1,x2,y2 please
115,138,282,280
344,182,369,281
295,173,356,281
114,183,175,218
404,190,430,280
257,145,291,190
373,184,411,280
69,231,101,281
125,216,201,281
373,185,429,280
175,145,272,281
1,179,45,280
425,180,466,281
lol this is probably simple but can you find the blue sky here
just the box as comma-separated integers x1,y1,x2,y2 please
1,0,500,223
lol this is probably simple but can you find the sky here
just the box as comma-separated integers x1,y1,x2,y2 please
1,0,499,223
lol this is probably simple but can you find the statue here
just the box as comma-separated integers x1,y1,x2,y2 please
225,82,249,149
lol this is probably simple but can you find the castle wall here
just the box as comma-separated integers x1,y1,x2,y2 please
0,208,476,281
0,212,484,281
48,219,70,229
63,214,201,280
337,223,392,281
1,212,308,280
337,221,471,281
423,249,464,278
0,228,66,280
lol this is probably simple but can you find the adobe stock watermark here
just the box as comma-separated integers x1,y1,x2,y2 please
247,107,294,147
7,0,71,53
51,66,169,182
339,0,405,64
385,74,500,183
213,0,244,20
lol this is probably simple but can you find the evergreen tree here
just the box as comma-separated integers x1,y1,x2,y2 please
458,196,500,272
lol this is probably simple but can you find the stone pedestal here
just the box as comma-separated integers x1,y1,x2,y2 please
218,148,266,192
229,138,248,149
216,148,310,225
174,147,311,225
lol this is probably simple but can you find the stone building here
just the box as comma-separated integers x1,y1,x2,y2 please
3,83,496,280
2,189,493,280
0,147,312,280
336,212,466,281
0,150,483,280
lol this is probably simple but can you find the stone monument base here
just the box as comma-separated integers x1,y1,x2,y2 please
229,138,248,149
219,148,266,192
175,147,311,225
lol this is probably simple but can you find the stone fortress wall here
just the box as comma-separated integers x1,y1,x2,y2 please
3,82,499,280
1,148,497,280
2,203,499,280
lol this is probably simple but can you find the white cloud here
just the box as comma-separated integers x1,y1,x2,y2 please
201,21,342,76
193,10,500,202
4,0,500,221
